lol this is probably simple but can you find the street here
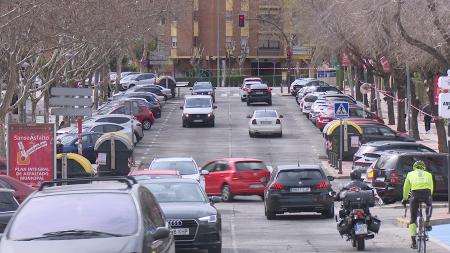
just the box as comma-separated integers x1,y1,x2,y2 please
134,87,448,253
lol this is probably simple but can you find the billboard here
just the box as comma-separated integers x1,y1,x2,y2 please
7,124,56,186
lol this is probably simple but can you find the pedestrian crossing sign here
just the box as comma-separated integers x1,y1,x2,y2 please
334,102,349,118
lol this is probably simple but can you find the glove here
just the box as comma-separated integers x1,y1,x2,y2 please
401,199,408,206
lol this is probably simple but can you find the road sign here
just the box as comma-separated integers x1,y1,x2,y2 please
49,97,92,107
50,108,92,116
438,70,450,88
438,93,450,118
50,87,93,117
51,87,92,96
334,102,349,119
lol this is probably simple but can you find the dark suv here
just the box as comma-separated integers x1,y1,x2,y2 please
0,177,175,253
264,165,335,219
353,141,435,162
247,83,272,106
367,152,448,203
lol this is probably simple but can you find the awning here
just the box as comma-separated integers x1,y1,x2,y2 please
326,120,363,136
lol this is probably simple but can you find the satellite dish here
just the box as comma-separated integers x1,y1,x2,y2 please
360,83,371,95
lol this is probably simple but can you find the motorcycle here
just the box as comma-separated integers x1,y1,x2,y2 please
335,189,382,251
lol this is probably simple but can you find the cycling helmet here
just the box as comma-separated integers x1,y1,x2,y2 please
413,160,426,170
350,170,362,180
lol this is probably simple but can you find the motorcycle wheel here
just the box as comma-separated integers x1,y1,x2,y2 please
356,237,365,251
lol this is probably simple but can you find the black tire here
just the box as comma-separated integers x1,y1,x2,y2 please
241,97,245,102
142,120,152,130
221,185,233,202
210,120,215,127
268,100,272,106
259,194,265,201
277,132,283,138
265,202,276,220
322,204,334,218
247,100,251,106
182,121,186,128
249,132,254,138
207,244,222,253
356,237,365,251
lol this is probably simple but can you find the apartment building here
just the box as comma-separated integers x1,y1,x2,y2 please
156,0,287,79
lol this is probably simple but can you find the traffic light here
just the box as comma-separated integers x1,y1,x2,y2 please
239,15,245,27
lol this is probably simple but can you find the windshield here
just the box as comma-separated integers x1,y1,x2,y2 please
143,182,206,203
8,193,138,240
134,174,179,180
150,161,198,175
193,83,212,90
185,98,211,108
254,111,277,118
59,134,76,145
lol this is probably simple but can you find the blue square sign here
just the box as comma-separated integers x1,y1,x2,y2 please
334,102,349,119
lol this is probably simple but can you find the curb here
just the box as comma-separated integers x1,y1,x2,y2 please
320,161,351,179
397,216,450,228
430,237,450,251
384,203,448,209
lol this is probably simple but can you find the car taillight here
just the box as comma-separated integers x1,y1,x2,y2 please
276,119,281,124
242,87,248,91
247,89,253,93
356,210,364,218
270,182,284,190
315,181,330,189
366,168,374,181
267,88,271,93
390,171,399,184
252,119,257,125
232,172,242,180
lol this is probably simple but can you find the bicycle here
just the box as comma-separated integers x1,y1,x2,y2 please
404,202,428,253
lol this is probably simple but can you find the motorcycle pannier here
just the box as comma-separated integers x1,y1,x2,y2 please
369,217,381,233
342,190,375,209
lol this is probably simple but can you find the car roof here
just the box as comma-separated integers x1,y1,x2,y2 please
396,152,445,158
137,178,200,184
249,83,268,89
365,141,424,147
185,95,212,99
277,164,323,171
33,182,136,197
91,114,133,119
152,157,195,162
130,170,180,176
215,158,264,163
194,81,212,85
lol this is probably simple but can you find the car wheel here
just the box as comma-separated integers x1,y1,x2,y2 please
241,97,245,102
259,194,264,201
134,132,141,142
247,100,251,106
265,202,276,220
207,244,222,253
268,100,272,106
277,132,283,138
249,131,254,138
221,185,233,202
142,120,152,130
322,204,334,218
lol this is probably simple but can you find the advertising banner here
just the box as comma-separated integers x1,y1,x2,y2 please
8,124,55,186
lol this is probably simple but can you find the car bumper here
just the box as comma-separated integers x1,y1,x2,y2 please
174,222,221,250
183,115,215,124
229,181,266,195
249,125,282,135
248,95,271,102
266,193,333,213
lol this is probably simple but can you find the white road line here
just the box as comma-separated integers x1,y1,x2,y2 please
230,209,238,253
220,94,228,97
232,93,239,97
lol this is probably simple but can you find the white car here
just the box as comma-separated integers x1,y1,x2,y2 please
152,84,173,98
181,95,217,127
68,122,135,145
248,110,283,137
83,114,144,141
148,157,206,189
240,80,262,102
120,73,156,90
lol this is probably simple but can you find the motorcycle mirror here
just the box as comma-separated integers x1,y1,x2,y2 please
327,176,335,181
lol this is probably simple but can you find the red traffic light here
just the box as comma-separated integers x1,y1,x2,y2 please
239,15,245,27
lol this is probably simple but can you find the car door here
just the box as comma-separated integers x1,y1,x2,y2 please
202,162,218,195
81,135,96,163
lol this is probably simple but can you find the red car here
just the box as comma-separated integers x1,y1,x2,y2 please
0,175,35,203
201,158,271,202
105,103,155,130
316,104,384,130
129,169,181,179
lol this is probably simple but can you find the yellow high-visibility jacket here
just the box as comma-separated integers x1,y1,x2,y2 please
402,169,434,201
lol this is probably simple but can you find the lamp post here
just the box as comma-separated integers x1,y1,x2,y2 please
216,0,220,87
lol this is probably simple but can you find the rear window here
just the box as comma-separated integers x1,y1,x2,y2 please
304,95,318,102
355,145,377,156
254,111,277,118
235,162,266,171
277,169,324,183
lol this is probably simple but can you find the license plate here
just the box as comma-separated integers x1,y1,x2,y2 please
361,173,367,179
193,120,203,123
171,228,189,235
261,121,272,124
255,92,264,95
249,184,264,188
375,177,385,182
290,187,311,193
354,223,368,235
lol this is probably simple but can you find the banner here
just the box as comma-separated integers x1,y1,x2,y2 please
8,124,55,187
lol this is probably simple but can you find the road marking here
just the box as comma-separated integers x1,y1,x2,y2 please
221,94,228,97
232,93,239,97
230,208,238,253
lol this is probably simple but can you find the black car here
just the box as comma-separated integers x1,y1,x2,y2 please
353,141,435,162
264,165,335,219
133,86,167,100
0,177,175,253
191,82,215,102
0,189,18,232
247,83,272,106
359,123,415,144
367,152,448,203
138,178,222,253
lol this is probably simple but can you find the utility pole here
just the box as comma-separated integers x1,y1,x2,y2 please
216,0,220,87
406,64,412,137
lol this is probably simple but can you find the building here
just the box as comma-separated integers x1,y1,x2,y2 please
155,0,291,85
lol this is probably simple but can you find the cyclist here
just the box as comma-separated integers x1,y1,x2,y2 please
401,160,433,249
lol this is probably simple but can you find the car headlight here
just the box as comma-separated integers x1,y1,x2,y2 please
199,215,217,223
183,113,190,118
207,113,213,118
208,91,213,95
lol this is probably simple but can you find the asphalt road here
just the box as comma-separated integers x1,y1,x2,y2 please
134,87,448,253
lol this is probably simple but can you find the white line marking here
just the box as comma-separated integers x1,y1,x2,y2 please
230,209,238,253
220,94,228,97
232,93,239,97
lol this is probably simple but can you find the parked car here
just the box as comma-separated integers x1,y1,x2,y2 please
120,73,157,90
155,76,177,97
264,165,335,219
0,189,18,233
290,78,325,96
69,122,135,144
191,82,215,103
97,102,155,130
247,83,272,106
129,170,181,180
129,85,168,101
240,81,262,102
353,141,435,162
139,179,222,253
152,84,173,99
0,175,35,203
0,177,175,253
315,104,384,130
181,95,217,127
248,110,283,137
367,152,448,203
119,97,162,118
149,157,206,189
84,114,144,141
201,158,270,202
357,121,414,143
58,132,103,163
300,84,341,99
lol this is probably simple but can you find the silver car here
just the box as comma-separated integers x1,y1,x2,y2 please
84,114,144,141
149,157,207,189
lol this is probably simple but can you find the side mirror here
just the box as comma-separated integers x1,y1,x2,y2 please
200,170,209,175
279,115,284,118
209,196,222,203
152,227,170,241
327,176,335,182
213,105,217,109
179,106,184,110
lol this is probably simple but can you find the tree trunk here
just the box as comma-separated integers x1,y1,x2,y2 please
383,76,395,125
425,71,447,152
94,70,99,109
338,64,344,90
367,68,376,112
410,83,420,140
44,89,49,123
355,65,363,101
396,81,406,132
140,40,148,73
115,51,123,93
0,114,6,158
31,100,37,123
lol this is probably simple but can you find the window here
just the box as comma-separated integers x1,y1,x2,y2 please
202,162,216,172
112,107,126,114
144,182,206,203
363,126,380,135
225,37,234,49
171,37,177,48
81,135,91,145
277,169,324,183
379,127,395,137
140,189,165,230
193,36,199,47
215,162,230,172
225,11,233,22
258,38,280,49
235,162,266,170
0,179,14,190
159,17,166,25
0,192,17,212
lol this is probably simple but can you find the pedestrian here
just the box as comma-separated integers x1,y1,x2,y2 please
422,104,432,134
